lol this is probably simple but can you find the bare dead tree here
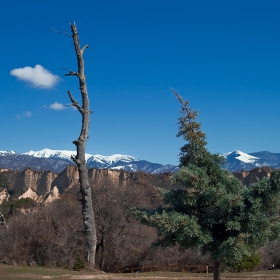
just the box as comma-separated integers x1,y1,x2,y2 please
61,22,97,268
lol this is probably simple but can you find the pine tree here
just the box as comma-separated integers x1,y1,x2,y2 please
132,90,280,280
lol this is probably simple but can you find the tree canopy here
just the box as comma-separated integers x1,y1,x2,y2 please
132,90,280,280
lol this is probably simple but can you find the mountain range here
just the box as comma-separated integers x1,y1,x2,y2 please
0,149,179,174
0,149,280,174
222,150,280,172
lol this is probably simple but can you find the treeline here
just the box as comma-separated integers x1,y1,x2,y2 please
0,171,280,271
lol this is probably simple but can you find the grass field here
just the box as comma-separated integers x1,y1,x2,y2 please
1,264,280,280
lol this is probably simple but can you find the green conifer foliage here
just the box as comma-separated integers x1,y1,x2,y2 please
73,254,86,271
132,90,280,280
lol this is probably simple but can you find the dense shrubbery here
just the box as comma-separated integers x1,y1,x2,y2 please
0,194,86,267
92,178,209,272
0,169,280,272
233,252,262,272
0,175,206,271
0,197,36,217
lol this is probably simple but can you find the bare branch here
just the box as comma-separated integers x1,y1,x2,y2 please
67,90,83,112
70,155,80,165
81,44,89,55
49,25,72,37
62,67,80,77
60,23,71,36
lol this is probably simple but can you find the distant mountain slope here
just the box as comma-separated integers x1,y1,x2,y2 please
0,149,179,174
249,151,280,167
0,151,73,173
1,149,280,173
222,150,280,171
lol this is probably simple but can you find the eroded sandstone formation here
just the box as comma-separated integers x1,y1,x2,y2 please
0,189,9,204
0,166,150,203
11,168,57,196
0,166,273,204
233,166,271,186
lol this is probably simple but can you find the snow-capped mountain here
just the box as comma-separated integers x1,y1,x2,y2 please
23,148,137,164
224,150,259,163
23,149,85,160
0,148,179,174
222,150,280,171
0,151,16,155
1,148,280,174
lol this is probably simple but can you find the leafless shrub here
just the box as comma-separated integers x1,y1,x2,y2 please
0,193,86,267
91,173,205,272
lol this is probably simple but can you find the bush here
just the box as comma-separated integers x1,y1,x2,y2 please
73,254,86,271
0,197,36,217
233,252,262,271
0,194,86,267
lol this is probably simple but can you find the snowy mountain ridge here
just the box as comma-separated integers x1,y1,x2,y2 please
0,148,176,174
223,150,259,164
222,150,280,171
1,148,280,173
23,148,138,166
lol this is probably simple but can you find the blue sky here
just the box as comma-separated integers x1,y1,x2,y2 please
1,0,280,165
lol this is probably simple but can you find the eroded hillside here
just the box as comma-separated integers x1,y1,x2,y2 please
0,166,273,202
0,167,173,205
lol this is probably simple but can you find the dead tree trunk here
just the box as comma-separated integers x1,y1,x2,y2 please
64,23,97,268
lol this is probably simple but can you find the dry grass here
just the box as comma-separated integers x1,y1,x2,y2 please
1,264,280,280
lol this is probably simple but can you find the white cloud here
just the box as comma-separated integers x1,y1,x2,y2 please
16,111,32,119
24,111,32,117
10,65,60,89
50,102,65,110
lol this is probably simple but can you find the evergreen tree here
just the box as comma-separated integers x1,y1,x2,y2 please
132,90,280,280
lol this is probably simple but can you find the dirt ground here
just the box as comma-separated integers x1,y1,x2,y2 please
1,265,280,280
